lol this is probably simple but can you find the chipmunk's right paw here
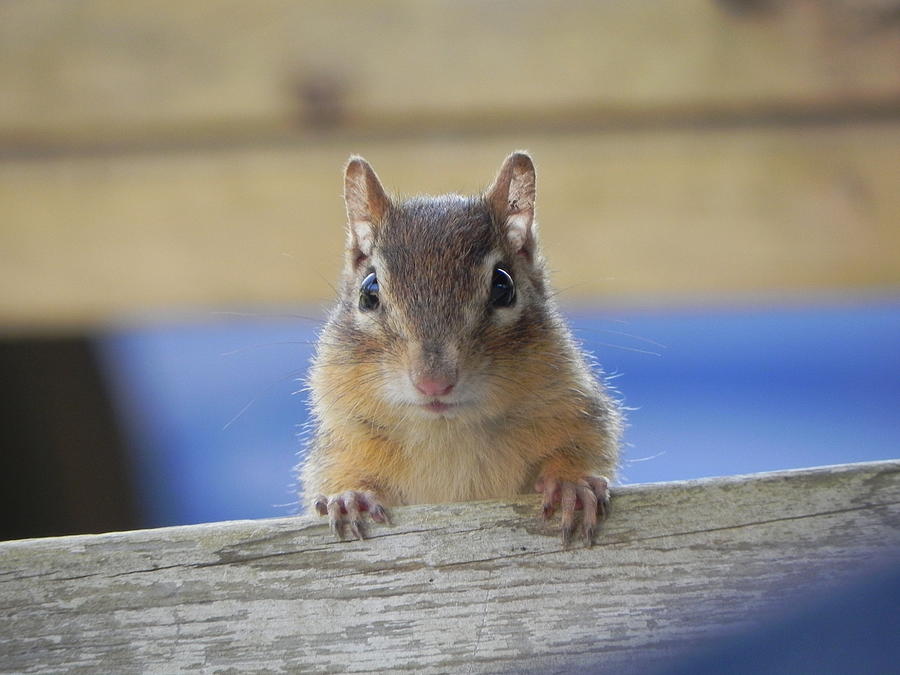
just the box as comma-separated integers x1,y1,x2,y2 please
313,490,390,541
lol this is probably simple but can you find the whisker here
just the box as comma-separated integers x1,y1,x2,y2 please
571,327,668,350
220,340,318,356
311,268,341,299
223,368,307,431
625,450,667,464
210,310,326,324
590,341,662,357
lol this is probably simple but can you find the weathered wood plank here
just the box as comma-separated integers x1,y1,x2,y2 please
1,124,898,329
1,0,898,146
1,461,898,673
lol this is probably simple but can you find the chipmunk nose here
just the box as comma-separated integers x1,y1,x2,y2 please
413,375,456,398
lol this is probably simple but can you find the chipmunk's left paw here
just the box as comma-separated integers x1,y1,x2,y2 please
313,490,390,541
535,475,610,548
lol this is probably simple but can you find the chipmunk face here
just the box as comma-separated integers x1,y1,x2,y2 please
329,152,552,423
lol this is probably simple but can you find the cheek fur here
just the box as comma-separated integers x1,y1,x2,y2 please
379,361,418,407
489,297,525,329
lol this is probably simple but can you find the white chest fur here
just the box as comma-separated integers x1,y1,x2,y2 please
397,420,533,504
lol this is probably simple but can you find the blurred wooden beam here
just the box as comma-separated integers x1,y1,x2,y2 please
1,125,898,329
1,0,899,149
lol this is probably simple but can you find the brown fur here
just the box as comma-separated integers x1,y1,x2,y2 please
300,152,622,512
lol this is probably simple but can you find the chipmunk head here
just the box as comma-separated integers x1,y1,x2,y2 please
332,151,556,422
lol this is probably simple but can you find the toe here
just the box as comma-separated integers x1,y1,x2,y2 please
326,496,345,540
540,477,560,519
369,502,390,525
343,491,366,541
587,476,611,520
360,491,390,524
576,482,599,547
313,494,328,517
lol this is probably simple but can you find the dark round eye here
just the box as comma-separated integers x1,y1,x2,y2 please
359,272,380,311
490,267,516,308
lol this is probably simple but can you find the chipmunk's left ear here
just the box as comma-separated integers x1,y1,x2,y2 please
486,151,536,257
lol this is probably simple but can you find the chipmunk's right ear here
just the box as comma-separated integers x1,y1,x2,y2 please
344,156,390,263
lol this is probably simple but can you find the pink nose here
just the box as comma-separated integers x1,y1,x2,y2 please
414,375,456,398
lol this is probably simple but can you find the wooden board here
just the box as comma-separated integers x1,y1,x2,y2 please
1,0,898,147
1,125,899,329
1,461,898,673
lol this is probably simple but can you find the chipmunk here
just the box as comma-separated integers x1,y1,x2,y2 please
300,151,622,546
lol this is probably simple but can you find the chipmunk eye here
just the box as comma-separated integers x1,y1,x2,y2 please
490,267,516,308
359,272,380,311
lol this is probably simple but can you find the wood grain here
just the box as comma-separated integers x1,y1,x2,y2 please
1,461,898,673
1,1,899,147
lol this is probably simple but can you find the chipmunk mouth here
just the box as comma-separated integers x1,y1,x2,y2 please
422,400,454,414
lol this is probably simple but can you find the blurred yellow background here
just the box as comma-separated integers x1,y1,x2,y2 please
2,0,899,330
2,0,900,541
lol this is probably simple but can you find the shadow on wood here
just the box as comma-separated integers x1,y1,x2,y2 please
1,460,898,673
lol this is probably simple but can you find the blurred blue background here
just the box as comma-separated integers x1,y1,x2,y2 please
96,295,900,528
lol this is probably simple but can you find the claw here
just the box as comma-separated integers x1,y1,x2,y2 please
582,524,595,548
343,491,363,540
599,493,611,521
559,482,578,547
326,497,345,540
576,481,599,547
539,477,560,519
370,503,389,524
588,476,611,521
